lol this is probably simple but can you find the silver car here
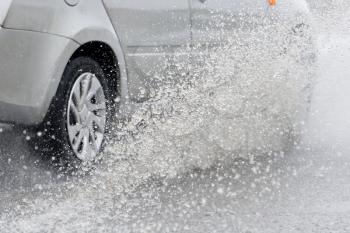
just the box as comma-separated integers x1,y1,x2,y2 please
0,0,315,165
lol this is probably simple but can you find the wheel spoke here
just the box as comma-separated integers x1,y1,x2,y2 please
85,142,96,161
72,129,84,152
68,124,82,140
87,102,106,112
89,113,105,131
80,74,91,106
88,117,105,152
89,131,100,153
88,76,102,98
94,132,104,150
69,103,81,123
79,129,90,157
73,82,82,105
89,132,97,149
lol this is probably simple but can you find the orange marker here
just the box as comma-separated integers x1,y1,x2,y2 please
269,0,276,6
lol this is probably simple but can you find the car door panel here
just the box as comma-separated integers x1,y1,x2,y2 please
103,0,191,101
190,0,269,45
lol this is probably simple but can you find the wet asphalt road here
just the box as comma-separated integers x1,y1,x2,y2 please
1,11,350,233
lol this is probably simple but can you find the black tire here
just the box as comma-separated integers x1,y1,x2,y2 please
34,57,115,170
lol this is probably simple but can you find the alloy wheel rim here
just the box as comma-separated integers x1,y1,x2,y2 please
67,72,107,162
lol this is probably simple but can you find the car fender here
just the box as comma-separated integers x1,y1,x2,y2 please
3,0,130,105
72,27,130,107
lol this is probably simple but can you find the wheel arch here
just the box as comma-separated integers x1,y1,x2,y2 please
69,41,120,101
69,27,129,104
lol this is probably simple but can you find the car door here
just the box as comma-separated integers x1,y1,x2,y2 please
103,0,191,101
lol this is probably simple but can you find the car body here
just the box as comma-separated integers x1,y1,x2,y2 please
0,0,315,163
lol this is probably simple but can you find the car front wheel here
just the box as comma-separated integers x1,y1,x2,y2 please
41,57,115,167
